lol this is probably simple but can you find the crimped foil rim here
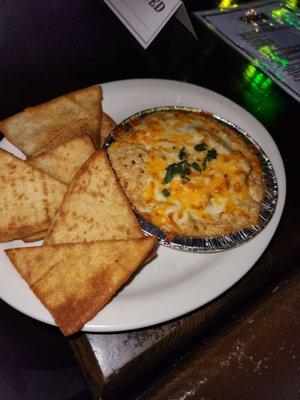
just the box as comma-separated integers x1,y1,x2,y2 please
104,106,278,253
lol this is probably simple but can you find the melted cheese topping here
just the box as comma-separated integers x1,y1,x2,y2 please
108,111,264,237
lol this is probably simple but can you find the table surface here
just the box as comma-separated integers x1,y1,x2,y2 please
0,1,299,399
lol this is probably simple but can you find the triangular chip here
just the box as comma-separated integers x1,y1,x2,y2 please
44,151,143,245
100,112,116,146
27,135,95,184
5,237,156,335
0,149,66,242
0,86,102,155
23,230,47,243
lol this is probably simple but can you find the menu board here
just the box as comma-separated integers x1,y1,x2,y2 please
193,1,300,102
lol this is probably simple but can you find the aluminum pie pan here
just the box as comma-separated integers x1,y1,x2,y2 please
104,106,278,253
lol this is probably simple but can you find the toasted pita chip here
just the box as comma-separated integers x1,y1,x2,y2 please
23,230,47,243
27,135,95,184
100,112,116,146
5,237,156,335
0,86,102,155
23,136,95,242
44,151,143,244
0,149,66,242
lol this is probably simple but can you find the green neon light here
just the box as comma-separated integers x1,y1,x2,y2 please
254,73,264,84
218,0,238,10
272,7,300,29
259,45,289,68
285,0,299,10
241,63,282,125
245,65,256,79
244,64,273,91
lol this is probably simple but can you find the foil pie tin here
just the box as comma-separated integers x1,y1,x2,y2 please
104,106,278,253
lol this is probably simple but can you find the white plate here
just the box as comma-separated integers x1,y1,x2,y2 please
0,79,286,332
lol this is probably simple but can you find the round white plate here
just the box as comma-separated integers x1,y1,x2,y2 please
0,79,286,332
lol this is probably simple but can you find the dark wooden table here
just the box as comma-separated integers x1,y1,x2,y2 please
0,1,299,399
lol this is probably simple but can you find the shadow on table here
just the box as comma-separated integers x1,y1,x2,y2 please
0,300,92,400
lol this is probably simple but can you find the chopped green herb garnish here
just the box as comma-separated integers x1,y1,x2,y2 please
192,161,202,172
162,188,170,197
162,146,218,185
162,160,192,184
205,148,218,162
202,148,218,169
123,122,133,132
194,143,208,152
181,162,191,180
179,147,189,160
163,162,181,184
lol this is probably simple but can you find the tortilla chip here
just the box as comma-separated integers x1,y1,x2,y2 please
0,86,102,155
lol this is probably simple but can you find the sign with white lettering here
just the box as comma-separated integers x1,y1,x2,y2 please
103,0,182,48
